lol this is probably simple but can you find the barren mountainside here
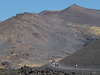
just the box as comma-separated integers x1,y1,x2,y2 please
39,4,100,25
0,4,100,68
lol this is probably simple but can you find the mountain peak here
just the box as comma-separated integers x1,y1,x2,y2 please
60,4,86,15
71,4,79,7
68,4,82,9
39,4,83,16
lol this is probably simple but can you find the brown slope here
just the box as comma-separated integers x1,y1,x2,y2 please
0,12,90,68
39,4,100,38
60,39,100,69
0,12,63,68
39,4,100,25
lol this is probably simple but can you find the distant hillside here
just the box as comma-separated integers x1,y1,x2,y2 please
60,39,100,69
39,4,100,26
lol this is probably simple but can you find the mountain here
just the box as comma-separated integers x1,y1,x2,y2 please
39,4,100,25
60,39,100,69
0,4,100,68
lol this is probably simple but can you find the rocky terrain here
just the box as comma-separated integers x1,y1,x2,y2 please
0,65,99,75
0,66,69,75
0,4,100,68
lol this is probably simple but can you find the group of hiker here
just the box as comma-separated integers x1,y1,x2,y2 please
50,59,78,68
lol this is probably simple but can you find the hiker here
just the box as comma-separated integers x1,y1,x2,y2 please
75,64,78,68
55,62,59,67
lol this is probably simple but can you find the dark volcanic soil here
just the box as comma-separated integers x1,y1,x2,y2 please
60,39,100,69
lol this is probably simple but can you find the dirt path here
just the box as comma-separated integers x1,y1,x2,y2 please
47,63,100,72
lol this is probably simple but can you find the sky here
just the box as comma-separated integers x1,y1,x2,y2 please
0,0,100,21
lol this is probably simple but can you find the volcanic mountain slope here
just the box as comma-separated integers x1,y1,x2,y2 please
39,4,100,25
60,39,100,69
39,4,100,36
0,4,100,68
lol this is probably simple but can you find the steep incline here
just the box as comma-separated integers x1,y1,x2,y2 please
39,4,100,25
60,39,100,69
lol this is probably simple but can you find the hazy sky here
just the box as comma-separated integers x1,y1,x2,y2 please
0,0,100,21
